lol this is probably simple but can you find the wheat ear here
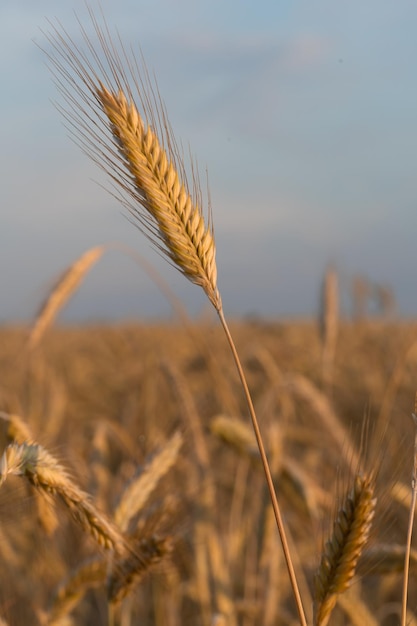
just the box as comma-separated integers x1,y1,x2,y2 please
98,87,220,308
114,430,182,533
44,12,306,623
43,19,220,311
314,473,376,626
28,245,106,350
0,442,125,553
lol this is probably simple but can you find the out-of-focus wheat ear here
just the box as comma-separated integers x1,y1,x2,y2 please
210,414,259,459
313,473,376,626
0,413,59,533
0,411,33,443
47,558,107,626
211,615,228,626
0,442,126,553
114,431,182,533
108,534,173,605
28,245,106,350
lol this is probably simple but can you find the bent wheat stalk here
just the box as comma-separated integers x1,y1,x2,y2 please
44,10,306,624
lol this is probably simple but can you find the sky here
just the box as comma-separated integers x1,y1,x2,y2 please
1,1,417,323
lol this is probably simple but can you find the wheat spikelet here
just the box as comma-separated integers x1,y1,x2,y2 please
114,431,182,533
0,442,125,553
43,16,221,310
28,246,106,350
313,473,376,626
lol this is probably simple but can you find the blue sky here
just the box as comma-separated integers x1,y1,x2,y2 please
1,1,417,322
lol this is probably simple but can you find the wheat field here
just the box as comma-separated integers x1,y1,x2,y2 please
0,316,416,625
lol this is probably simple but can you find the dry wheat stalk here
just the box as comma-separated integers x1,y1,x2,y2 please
44,12,306,623
0,442,125,553
114,431,182,533
401,399,417,626
161,362,237,626
313,473,376,626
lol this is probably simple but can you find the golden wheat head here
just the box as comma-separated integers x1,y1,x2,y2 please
313,473,377,626
43,11,221,310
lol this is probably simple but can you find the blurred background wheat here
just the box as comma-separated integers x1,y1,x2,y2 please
1,304,417,624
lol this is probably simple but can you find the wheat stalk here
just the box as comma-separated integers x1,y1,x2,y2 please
43,11,306,623
313,473,376,626
319,265,339,387
401,397,417,626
